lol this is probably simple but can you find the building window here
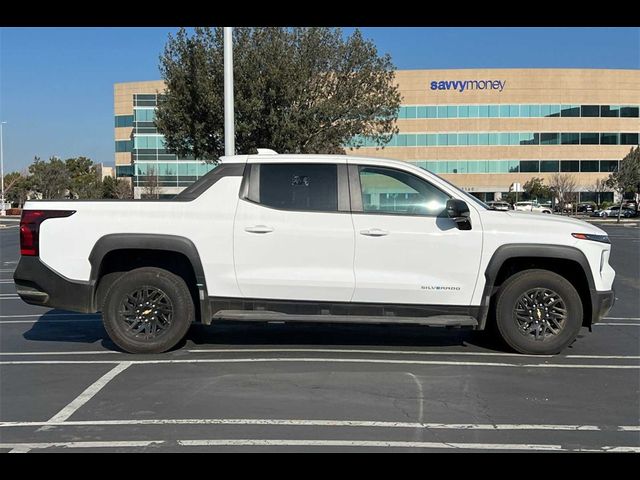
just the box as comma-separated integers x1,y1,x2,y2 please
540,133,559,145
601,105,620,117
520,161,539,173
561,105,580,117
600,161,619,172
115,140,133,152
620,106,639,118
560,160,580,172
600,132,619,145
581,105,600,117
114,115,134,128
581,161,599,172
580,133,600,145
561,133,580,145
540,161,559,172
620,133,639,145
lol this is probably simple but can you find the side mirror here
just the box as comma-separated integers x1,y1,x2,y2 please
446,199,472,230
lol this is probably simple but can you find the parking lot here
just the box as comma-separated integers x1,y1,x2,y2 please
0,220,638,452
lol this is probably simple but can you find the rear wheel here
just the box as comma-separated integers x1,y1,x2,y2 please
494,269,583,355
102,267,194,354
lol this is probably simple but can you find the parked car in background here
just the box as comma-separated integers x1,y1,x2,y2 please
591,205,637,218
486,201,512,211
577,202,597,213
514,201,553,214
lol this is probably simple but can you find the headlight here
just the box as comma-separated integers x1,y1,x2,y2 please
572,233,610,244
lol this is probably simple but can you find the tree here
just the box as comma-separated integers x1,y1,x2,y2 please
3,171,30,207
115,178,134,199
548,173,578,215
523,177,551,202
102,176,133,199
606,146,640,223
28,156,70,200
66,157,102,199
156,27,402,161
141,166,160,199
590,178,609,208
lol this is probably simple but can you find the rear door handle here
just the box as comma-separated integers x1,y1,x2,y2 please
245,225,274,234
360,228,389,237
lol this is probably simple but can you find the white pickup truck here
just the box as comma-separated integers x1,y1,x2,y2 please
14,153,615,355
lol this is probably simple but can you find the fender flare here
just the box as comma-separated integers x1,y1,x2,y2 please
88,233,209,322
478,243,596,329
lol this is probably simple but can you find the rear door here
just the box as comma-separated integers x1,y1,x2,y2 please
348,162,483,306
233,158,355,301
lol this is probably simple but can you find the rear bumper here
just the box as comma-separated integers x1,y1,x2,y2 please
13,256,96,313
590,289,615,325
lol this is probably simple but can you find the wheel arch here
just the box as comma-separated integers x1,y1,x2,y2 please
89,234,210,323
479,244,596,330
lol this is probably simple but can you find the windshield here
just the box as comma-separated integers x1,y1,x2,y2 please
427,171,490,210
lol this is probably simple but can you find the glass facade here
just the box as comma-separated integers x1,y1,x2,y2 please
397,104,640,119
348,132,640,148
116,85,637,201
413,159,619,174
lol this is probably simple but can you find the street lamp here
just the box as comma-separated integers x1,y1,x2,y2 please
0,121,6,216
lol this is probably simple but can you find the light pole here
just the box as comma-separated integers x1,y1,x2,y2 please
0,121,6,216
223,27,235,156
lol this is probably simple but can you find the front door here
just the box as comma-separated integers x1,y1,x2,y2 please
349,163,482,306
233,161,355,302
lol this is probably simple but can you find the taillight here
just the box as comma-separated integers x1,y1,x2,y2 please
20,210,76,256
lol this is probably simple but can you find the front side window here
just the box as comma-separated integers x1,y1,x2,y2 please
358,166,450,216
258,163,338,212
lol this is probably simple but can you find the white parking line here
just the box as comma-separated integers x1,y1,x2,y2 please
596,323,640,327
0,439,637,452
1,417,638,432
176,439,640,452
39,362,132,428
185,348,556,358
0,313,99,318
0,318,101,324
0,349,638,360
0,351,120,355
0,441,162,451
1,357,639,369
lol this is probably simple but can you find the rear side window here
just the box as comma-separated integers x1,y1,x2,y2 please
255,163,338,212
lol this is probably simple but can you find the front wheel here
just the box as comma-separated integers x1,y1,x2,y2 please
102,267,195,354
494,269,583,355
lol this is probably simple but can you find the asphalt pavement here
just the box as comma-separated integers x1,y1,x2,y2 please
0,220,638,452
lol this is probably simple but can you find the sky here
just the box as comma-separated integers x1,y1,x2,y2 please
0,27,638,173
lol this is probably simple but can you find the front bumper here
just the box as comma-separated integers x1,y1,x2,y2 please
13,256,96,313
590,289,615,325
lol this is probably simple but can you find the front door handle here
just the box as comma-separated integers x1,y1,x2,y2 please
360,228,389,237
245,225,274,234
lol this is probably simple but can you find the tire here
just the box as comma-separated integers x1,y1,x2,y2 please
102,267,195,354
494,269,583,355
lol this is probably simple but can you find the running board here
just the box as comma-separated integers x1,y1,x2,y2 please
211,310,478,327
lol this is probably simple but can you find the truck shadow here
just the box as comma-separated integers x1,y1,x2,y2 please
21,311,507,352
184,321,507,352
21,310,118,350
